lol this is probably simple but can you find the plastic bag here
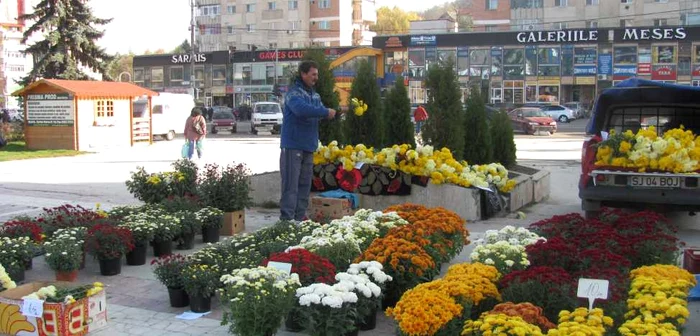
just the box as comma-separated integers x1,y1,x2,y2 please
181,141,190,158
196,139,204,151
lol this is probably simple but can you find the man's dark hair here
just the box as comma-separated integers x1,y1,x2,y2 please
299,60,319,74
190,107,202,117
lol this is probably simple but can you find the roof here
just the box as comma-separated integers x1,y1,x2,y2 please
587,78,700,134
12,79,159,98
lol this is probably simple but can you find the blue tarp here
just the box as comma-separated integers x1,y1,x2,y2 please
587,78,700,135
317,190,360,209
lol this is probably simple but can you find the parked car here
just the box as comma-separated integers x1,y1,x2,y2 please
251,102,283,134
508,107,557,135
579,78,700,219
539,104,577,123
211,109,237,134
563,102,588,119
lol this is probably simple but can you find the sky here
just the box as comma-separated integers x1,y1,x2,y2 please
88,0,451,55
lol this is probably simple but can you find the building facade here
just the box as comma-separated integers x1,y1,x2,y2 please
374,26,700,106
132,51,231,107
194,0,376,52
0,0,38,108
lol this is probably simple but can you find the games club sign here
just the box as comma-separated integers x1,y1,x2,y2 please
254,48,352,62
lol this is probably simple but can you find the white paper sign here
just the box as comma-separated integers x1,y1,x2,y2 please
577,278,609,310
21,298,44,318
176,311,210,320
354,162,365,170
268,262,293,275
601,131,609,141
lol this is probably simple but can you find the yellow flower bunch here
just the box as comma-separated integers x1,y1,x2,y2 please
595,126,700,173
620,264,694,332
618,315,680,336
86,282,104,297
314,142,517,192
419,275,501,306
351,98,368,116
387,284,463,335
546,308,614,336
462,313,545,336
0,264,16,290
146,175,162,185
445,263,502,285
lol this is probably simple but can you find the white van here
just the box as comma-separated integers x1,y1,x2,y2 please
133,93,195,140
251,102,283,134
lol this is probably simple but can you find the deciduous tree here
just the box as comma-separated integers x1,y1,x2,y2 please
371,6,420,35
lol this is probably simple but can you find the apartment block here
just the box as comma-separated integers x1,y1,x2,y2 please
460,0,512,31
0,0,38,108
195,0,376,52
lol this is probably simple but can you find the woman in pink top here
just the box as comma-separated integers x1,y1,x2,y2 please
184,107,207,159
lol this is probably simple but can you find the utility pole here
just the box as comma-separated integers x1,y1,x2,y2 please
190,0,197,101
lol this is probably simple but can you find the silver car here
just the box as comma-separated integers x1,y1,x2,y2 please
563,102,588,119
540,104,577,123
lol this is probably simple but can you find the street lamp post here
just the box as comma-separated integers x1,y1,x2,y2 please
190,0,197,100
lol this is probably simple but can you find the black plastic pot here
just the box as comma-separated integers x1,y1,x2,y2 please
98,257,122,276
201,226,220,244
153,240,173,257
8,267,24,283
358,306,378,330
188,294,212,313
176,232,195,250
285,309,304,332
24,258,32,271
167,287,190,308
126,242,147,266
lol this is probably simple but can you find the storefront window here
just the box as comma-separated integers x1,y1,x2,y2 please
538,86,559,102
504,66,525,80
679,56,691,76
503,81,524,104
653,45,676,64
194,66,205,87
469,49,490,79
504,49,524,65
491,48,502,76
386,51,407,76
525,47,537,76
614,46,637,64
562,46,574,76
266,65,276,84
538,47,560,65
438,49,456,66
639,45,652,64
694,45,700,64
252,64,266,85
212,65,226,86
457,49,469,77
151,67,164,88
526,85,537,102
574,47,597,64
170,67,184,82
409,49,425,79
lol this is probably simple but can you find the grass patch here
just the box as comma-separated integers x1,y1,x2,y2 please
0,142,84,162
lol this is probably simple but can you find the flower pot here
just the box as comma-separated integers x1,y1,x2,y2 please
8,267,24,283
153,240,173,257
382,291,400,310
24,258,33,271
358,306,378,331
201,226,220,244
167,287,190,308
284,309,304,332
188,294,211,313
56,270,79,282
344,328,359,336
98,257,122,276
176,232,195,250
126,242,148,266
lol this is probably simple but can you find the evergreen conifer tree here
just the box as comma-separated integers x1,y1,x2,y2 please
422,58,465,159
344,60,383,148
300,49,342,144
383,76,415,148
490,108,517,168
19,0,114,86
463,87,493,164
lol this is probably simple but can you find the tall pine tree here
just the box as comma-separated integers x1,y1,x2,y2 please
463,87,493,164
19,0,114,86
383,76,415,148
490,108,517,168
422,58,465,159
344,60,383,148
301,49,342,144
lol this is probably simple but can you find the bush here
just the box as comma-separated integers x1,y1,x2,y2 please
422,59,465,159
383,76,415,148
344,60,384,148
463,87,493,164
490,109,517,168
1,121,24,142
198,162,252,212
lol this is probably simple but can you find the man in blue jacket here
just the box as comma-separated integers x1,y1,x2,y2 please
280,60,337,221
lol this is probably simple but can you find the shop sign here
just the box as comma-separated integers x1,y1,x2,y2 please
254,48,352,62
575,77,596,85
410,35,437,46
516,30,598,43
598,54,612,76
574,65,597,76
171,53,207,64
226,85,234,94
638,63,652,75
212,87,226,96
538,79,560,85
457,47,469,57
164,87,189,94
621,28,686,41
385,37,403,48
26,93,74,126
692,65,700,77
234,85,273,93
613,65,637,77
538,77,560,82
652,65,677,80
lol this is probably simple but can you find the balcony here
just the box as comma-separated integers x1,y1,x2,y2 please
262,9,284,21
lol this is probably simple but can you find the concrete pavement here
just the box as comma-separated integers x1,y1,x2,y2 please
2,118,700,335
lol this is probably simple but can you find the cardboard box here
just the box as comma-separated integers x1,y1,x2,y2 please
309,197,354,221
684,248,700,274
221,210,245,236
0,281,107,336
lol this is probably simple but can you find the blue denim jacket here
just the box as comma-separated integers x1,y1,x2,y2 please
280,79,329,152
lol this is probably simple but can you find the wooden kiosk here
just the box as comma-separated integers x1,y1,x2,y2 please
12,79,159,151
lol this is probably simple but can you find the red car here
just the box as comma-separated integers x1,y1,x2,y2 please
508,107,557,135
211,109,237,134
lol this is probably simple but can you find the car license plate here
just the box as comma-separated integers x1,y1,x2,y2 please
629,176,681,188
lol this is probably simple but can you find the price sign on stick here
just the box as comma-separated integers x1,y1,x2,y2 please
268,262,293,275
577,278,609,310
21,298,44,318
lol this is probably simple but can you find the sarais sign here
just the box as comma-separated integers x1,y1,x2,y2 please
171,54,207,64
